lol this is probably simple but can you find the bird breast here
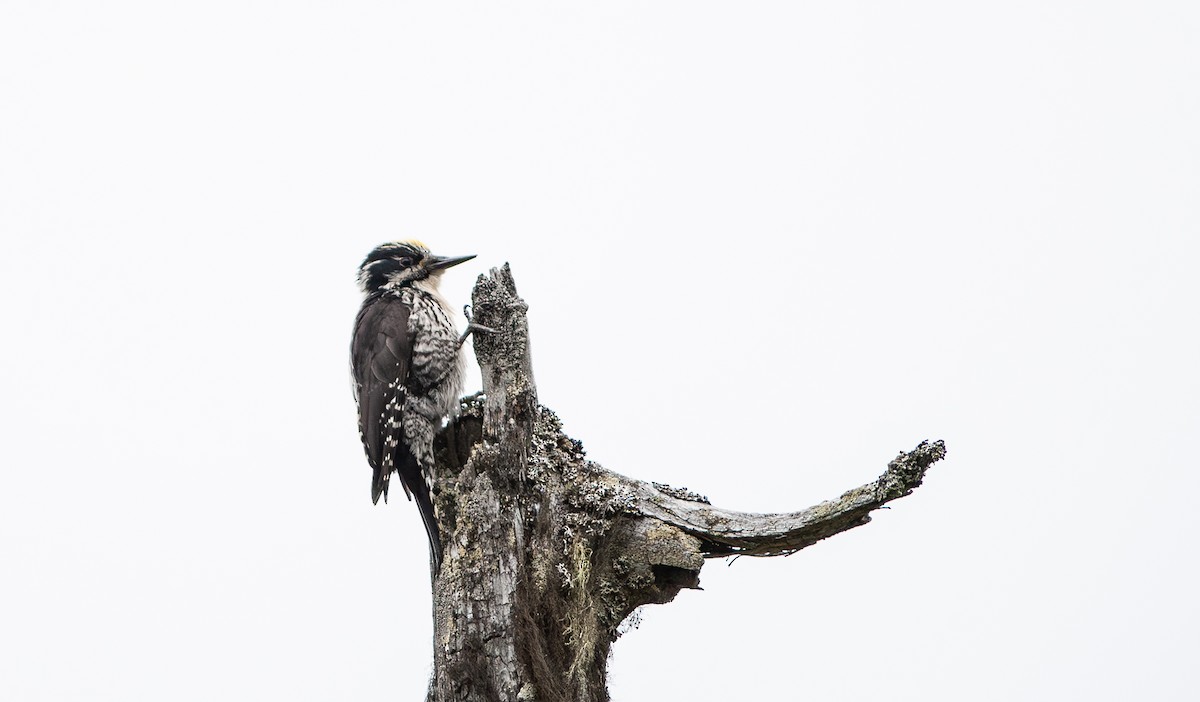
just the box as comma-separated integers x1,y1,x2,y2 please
402,284,465,419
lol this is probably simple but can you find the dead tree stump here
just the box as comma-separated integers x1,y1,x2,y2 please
426,265,946,702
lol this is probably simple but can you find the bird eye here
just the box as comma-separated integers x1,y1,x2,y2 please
399,257,413,267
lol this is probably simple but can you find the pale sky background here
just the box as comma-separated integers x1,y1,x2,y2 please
2,2,1197,700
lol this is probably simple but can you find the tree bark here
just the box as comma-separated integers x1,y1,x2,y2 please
427,265,947,702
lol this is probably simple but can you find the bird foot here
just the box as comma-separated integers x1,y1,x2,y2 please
458,305,497,347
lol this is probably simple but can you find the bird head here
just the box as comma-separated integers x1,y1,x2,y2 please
357,240,475,294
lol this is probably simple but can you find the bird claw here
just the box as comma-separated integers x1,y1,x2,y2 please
459,305,497,346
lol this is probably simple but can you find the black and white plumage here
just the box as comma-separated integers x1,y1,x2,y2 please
351,240,473,570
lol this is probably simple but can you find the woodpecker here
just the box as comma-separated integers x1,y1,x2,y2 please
351,240,475,571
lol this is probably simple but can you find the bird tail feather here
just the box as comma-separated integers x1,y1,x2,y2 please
411,483,443,573
396,453,442,572
371,465,389,504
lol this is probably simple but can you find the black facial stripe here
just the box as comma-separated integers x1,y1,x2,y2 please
360,258,401,290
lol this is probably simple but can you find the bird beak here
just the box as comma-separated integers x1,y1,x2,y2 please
425,254,476,271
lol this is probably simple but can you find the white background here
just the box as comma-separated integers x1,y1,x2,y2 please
2,2,1197,700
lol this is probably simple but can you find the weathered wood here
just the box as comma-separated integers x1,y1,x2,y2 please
628,439,947,557
426,265,946,702
430,265,535,702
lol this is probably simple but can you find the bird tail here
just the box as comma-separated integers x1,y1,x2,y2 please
411,481,443,573
395,453,443,572
374,455,442,572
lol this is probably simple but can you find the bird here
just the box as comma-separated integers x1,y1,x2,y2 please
351,240,476,571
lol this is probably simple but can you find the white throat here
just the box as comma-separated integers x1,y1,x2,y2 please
413,275,453,314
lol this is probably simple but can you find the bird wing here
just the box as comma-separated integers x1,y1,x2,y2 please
351,293,413,503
